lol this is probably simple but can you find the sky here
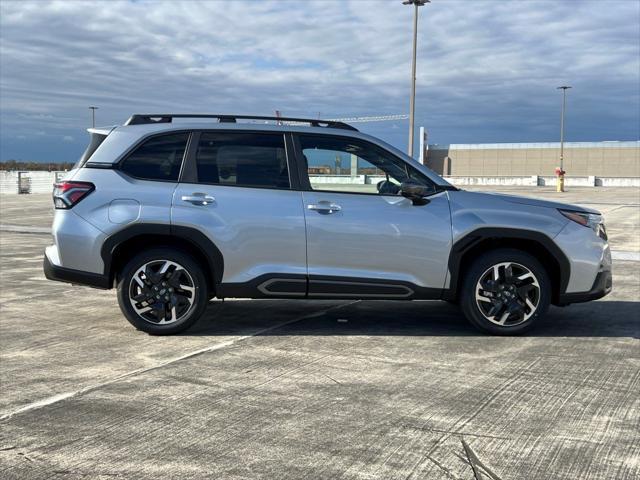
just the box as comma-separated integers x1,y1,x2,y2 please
0,0,639,163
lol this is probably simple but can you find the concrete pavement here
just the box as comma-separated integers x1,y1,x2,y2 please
1,189,638,479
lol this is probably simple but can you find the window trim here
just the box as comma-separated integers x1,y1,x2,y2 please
181,129,298,191
291,132,438,197
116,130,192,183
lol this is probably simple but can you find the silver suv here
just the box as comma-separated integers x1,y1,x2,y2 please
44,114,612,335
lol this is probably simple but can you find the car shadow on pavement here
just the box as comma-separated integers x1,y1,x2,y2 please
188,299,640,339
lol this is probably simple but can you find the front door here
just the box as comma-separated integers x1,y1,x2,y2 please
172,131,307,297
296,134,452,298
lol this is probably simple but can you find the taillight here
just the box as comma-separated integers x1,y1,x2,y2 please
52,181,94,209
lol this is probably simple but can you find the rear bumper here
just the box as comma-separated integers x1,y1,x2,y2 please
43,252,111,289
557,270,612,306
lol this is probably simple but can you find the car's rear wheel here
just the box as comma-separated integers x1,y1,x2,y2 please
460,249,550,335
117,248,208,335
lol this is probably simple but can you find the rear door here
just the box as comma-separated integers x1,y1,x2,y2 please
172,130,307,297
294,133,452,298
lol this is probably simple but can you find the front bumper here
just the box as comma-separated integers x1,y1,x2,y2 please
557,270,612,306
43,252,111,289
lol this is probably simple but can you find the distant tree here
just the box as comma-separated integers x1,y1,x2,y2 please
0,161,74,171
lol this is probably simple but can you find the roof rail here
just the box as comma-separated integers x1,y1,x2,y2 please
124,114,358,131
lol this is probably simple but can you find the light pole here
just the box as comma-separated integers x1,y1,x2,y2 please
89,106,98,128
403,0,430,158
556,86,571,192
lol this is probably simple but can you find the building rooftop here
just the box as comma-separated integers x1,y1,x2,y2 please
429,141,640,150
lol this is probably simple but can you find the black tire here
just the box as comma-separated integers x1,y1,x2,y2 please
117,248,209,335
460,248,550,335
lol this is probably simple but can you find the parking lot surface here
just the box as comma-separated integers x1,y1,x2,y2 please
1,187,639,480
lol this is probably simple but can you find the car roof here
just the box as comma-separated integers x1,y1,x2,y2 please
106,121,361,136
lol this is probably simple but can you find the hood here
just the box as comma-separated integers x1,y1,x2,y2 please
481,192,601,214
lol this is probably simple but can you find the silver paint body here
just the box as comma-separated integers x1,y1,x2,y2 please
45,122,610,295
302,190,452,287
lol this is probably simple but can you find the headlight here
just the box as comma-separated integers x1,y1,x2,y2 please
559,209,607,239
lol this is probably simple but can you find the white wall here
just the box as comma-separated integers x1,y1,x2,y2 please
0,171,68,194
445,175,640,187
444,176,537,186
309,175,366,184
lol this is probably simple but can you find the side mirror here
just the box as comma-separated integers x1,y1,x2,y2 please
400,181,432,205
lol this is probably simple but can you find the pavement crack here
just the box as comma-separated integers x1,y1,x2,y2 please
400,424,508,441
323,373,342,385
461,438,503,480
405,452,464,480
52,470,123,477
16,451,35,462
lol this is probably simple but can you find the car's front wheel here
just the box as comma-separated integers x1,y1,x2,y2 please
460,248,550,335
117,248,209,335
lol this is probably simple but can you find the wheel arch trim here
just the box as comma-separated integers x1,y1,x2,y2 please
101,223,224,288
446,227,571,300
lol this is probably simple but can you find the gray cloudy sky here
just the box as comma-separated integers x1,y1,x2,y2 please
1,0,639,162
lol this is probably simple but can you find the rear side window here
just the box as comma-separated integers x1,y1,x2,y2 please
121,133,189,181
196,132,289,189
74,132,107,169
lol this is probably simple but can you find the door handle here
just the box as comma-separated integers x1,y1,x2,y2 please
307,202,341,214
182,193,215,206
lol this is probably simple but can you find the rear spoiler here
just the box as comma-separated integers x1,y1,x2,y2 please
87,126,117,136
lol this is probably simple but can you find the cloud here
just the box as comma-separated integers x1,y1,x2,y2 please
0,0,638,161
62,135,74,142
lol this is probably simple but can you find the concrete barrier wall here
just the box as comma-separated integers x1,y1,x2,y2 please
0,171,69,194
596,177,640,187
444,175,640,187
444,176,537,186
309,175,366,184
309,175,388,185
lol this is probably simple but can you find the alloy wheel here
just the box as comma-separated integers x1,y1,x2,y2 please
475,262,541,327
128,260,196,325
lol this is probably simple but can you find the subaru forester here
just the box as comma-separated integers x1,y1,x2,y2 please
44,114,612,335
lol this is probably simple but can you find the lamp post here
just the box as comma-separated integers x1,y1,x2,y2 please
556,86,571,192
403,0,430,158
89,106,98,128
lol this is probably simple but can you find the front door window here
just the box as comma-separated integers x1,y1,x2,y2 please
299,135,431,195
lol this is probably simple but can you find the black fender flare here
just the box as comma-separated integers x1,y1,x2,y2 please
445,227,571,299
101,223,224,287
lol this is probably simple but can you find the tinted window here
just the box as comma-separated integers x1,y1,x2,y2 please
74,132,107,169
196,133,289,189
299,135,432,195
121,133,188,181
